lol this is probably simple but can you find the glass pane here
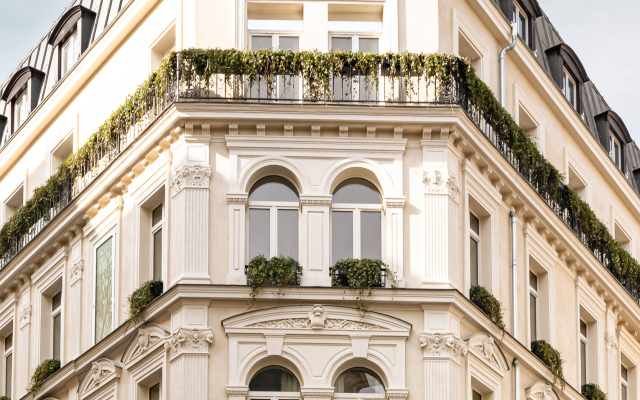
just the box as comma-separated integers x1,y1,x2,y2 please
622,384,627,400
529,293,537,341
580,320,587,337
252,35,272,50
149,383,160,400
249,367,300,392
333,179,381,204
334,368,385,394
95,237,113,343
52,291,62,311
277,209,298,258
580,340,587,385
361,211,381,259
332,211,353,265
153,229,163,281
470,213,480,235
4,334,11,351
152,204,163,226
249,177,299,202
622,364,628,380
53,313,61,360
472,391,483,400
331,37,352,51
529,271,538,290
568,79,576,106
359,38,379,54
5,353,11,397
249,209,271,259
279,36,299,52
470,238,478,286
518,13,527,40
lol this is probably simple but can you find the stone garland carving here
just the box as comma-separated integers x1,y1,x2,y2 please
171,165,212,192
19,305,32,329
422,170,461,203
419,332,468,359
70,260,84,285
164,327,214,357
251,305,384,330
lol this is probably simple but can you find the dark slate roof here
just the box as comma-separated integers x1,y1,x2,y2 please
0,0,132,144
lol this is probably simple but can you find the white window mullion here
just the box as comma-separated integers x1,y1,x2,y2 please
270,206,277,259
353,208,361,259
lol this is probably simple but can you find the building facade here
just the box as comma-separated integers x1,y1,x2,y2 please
0,0,639,399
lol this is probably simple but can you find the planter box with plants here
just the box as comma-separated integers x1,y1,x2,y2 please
127,280,164,326
330,258,393,314
531,340,565,388
245,255,302,302
28,359,60,394
581,383,607,400
469,285,505,331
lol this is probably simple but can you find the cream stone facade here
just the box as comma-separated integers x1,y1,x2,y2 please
0,0,639,400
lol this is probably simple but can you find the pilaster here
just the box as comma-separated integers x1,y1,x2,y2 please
300,196,332,286
68,231,84,361
170,131,212,285
385,198,405,283
227,194,247,284
17,282,31,398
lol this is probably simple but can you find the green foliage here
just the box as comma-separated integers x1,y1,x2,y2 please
127,280,163,327
469,285,505,331
531,340,565,388
0,396,9,400
28,359,60,394
582,383,607,400
246,255,302,302
331,258,394,314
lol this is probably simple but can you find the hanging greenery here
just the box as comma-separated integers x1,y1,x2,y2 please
28,359,61,394
531,340,565,388
0,396,9,400
246,255,302,303
581,383,607,400
126,280,164,327
330,258,395,314
469,285,505,331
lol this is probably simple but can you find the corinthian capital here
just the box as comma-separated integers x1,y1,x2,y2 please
419,332,468,361
171,165,212,193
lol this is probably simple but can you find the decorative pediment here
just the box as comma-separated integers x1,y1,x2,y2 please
121,324,170,366
78,359,121,398
223,304,412,334
465,332,509,375
526,381,559,400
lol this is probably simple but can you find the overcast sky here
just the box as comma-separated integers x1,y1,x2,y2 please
1,0,639,140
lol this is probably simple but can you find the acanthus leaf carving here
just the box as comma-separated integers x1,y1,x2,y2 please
171,165,212,192
164,327,214,358
422,170,460,203
78,359,122,396
70,260,84,286
19,305,32,329
525,381,558,400
420,332,468,360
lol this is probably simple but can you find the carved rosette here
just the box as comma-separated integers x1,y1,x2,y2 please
171,165,212,193
19,305,32,329
70,260,84,286
164,327,214,359
419,332,468,361
422,170,461,203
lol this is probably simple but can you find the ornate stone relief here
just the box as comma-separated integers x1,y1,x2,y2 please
465,332,509,374
78,359,122,396
226,195,248,204
164,327,214,358
226,386,249,397
171,165,212,192
19,305,32,329
419,332,468,360
300,388,336,398
250,305,384,330
605,332,619,353
422,170,461,203
70,260,84,286
121,324,170,365
525,381,559,400
300,199,332,206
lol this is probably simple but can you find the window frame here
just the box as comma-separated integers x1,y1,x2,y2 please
514,3,529,45
610,132,622,168
61,32,79,77
14,92,27,130
563,68,577,109
3,329,12,398
248,33,302,99
151,204,164,282
622,363,629,400
51,290,62,361
92,233,116,345
580,318,588,386
529,270,539,342
329,34,381,102
469,212,481,287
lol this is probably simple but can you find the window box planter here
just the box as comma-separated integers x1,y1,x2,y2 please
330,259,387,288
126,280,164,326
531,340,565,387
245,256,302,287
28,359,60,394
581,383,607,400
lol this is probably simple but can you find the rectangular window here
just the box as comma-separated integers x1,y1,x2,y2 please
515,4,528,44
470,213,480,287
152,204,163,281
330,36,379,101
563,69,577,109
52,290,62,361
361,211,382,260
4,332,12,397
95,237,114,343
332,211,354,265
529,271,538,341
580,319,588,385
149,383,160,400
14,94,26,129
61,33,78,76
250,35,300,99
277,209,299,258
610,133,621,168
621,364,628,400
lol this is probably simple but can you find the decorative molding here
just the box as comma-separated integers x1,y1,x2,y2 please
19,305,32,329
419,332,468,360
226,386,249,396
164,327,214,358
300,388,336,398
70,260,84,286
300,198,332,206
422,170,461,203
385,200,405,208
78,359,122,396
251,305,384,330
226,194,248,204
466,332,509,374
525,381,559,400
386,389,410,399
121,324,170,365
284,124,293,136
171,165,212,192
605,332,619,353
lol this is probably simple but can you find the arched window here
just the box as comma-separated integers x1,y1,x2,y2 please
249,366,301,399
331,178,382,264
248,176,299,260
334,367,385,395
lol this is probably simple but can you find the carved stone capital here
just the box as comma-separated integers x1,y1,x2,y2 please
165,327,214,359
70,260,84,286
19,305,32,329
385,199,406,208
422,170,461,203
300,197,332,206
419,332,468,361
386,389,410,399
171,165,212,193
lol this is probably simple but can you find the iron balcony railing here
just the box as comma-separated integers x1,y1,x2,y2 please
0,52,637,308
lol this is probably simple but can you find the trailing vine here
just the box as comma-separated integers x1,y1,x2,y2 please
531,340,565,388
469,285,505,331
331,258,395,314
126,280,163,327
246,255,302,304
581,383,607,400
28,359,60,394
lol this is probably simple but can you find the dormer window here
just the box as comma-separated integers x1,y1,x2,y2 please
512,0,542,50
596,110,631,173
47,6,96,81
546,44,588,114
14,94,27,129
515,4,529,44
61,33,79,77
563,68,577,109
0,66,45,135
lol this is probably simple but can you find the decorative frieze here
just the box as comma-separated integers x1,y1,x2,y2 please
250,305,384,330
171,165,212,192
300,198,332,206
19,305,32,329
165,327,214,358
226,195,248,204
419,332,468,360
70,260,84,286
422,170,461,203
